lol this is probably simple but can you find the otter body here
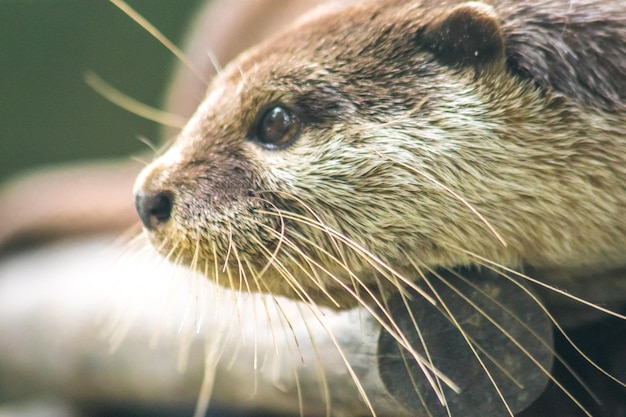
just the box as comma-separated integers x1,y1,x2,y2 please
135,0,626,308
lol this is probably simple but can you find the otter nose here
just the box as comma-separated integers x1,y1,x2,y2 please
134,191,173,230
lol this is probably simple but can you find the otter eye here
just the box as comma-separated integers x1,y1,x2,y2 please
255,105,301,149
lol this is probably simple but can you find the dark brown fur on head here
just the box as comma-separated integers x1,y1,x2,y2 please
135,0,626,307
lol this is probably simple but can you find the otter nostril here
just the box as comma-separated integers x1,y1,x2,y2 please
135,191,174,230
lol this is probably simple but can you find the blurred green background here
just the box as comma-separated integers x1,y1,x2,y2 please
0,0,205,181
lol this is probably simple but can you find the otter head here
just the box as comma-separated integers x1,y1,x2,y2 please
133,0,605,308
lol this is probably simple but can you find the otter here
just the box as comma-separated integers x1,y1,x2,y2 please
131,0,626,415
135,0,625,306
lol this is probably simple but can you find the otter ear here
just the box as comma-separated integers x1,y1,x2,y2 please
418,2,504,69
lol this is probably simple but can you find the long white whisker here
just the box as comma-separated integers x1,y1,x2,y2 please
370,148,507,247
465,259,626,394
294,302,333,417
420,267,515,417
242,215,341,308
247,221,460,393
243,259,280,357
109,0,209,85
430,265,596,417
441,264,603,401
85,71,187,128
449,245,626,321
258,207,435,305
395,273,450,408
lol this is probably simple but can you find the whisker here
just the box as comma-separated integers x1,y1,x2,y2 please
224,257,245,345
248,198,288,279
243,259,280,357
193,316,231,417
243,232,322,307
222,222,246,333
137,135,159,154
223,222,234,272
242,214,340,308
109,0,209,85
419,266,516,417
272,298,306,417
258,206,435,305
396,347,442,417
396,274,449,408
189,239,206,334
243,249,332,413
196,258,211,334
371,268,449,413
231,245,258,368
450,245,626,321
294,302,332,417
247,220,460,392
230,243,252,295
370,149,507,247
211,241,223,319
468,259,626,394
273,297,306,365
442,270,535,390
254,194,360,302
107,238,181,353
207,50,223,75
84,71,188,128
237,64,248,86
176,238,205,372
440,264,601,400
300,301,379,416
130,156,150,166
427,262,598,416
248,217,384,307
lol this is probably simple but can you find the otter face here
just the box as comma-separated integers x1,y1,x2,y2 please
133,0,625,308
134,2,495,306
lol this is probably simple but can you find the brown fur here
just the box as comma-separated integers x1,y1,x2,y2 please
130,1,626,415
135,0,626,310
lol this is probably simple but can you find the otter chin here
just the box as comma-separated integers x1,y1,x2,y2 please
134,0,626,312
